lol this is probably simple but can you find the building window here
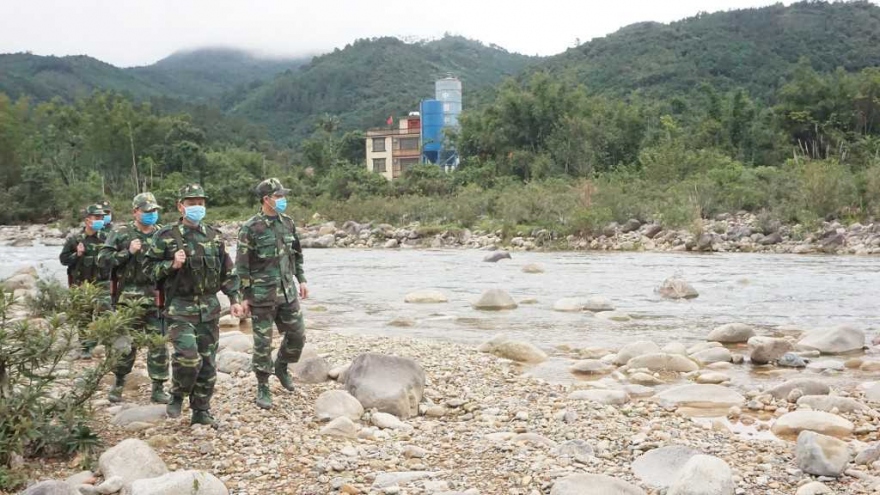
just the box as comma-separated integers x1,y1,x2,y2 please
399,137,419,150
372,138,386,152
400,158,419,171
372,158,387,173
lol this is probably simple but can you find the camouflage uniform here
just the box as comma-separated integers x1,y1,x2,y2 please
97,193,170,403
144,184,239,423
235,178,307,408
60,204,111,355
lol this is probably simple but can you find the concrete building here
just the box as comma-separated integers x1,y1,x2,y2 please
365,114,422,181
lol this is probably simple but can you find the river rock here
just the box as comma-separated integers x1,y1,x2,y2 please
315,390,364,421
667,455,735,495
521,263,545,274
696,372,730,384
388,316,416,327
567,389,629,405
384,239,399,249
95,476,123,494
292,356,331,383
632,445,700,488
855,443,880,465
551,474,645,495
478,334,547,363
569,360,614,375
371,412,409,430
767,378,830,400
21,481,79,495
215,351,251,374
584,297,615,312
614,341,661,365
3,272,37,291
343,353,425,418
320,417,359,438
798,325,865,354
864,383,880,403
126,470,227,495
373,471,434,489
595,311,631,322
626,353,698,373
657,277,699,300
554,440,594,463
687,342,721,355
218,333,252,353
748,336,793,364
796,431,850,477
707,323,755,343
483,251,511,262
806,360,845,372
771,411,854,438
630,372,664,386
690,347,732,365
796,482,834,495
778,353,807,368
111,405,166,427
472,289,517,310
797,395,869,413
654,384,745,409
553,298,586,312
662,343,689,356
65,471,94,488
97,439,168,487
404,289,448,304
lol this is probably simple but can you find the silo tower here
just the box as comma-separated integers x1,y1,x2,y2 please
435,76,462,128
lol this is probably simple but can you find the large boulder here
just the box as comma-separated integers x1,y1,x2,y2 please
3,272,37,292
343,353,425,418
97,439,168,487
111,405,167,427
20,481,78,495
614,341,661,365
796,431,850,477
404,289,448,304
747,336,793,364
626,353,698,373
667,455,735,495
550,474,646,495
767,378,830,400
632,445,700,489
472,289,518,310
218,333,252,353
314,390,364,422
707,323,755,343
771,411,854,438
215,350,251,374
478,334,547,363
657,277,699,300
654,385,745,409
126,470,228,495
798,325,865,354
483,251,511,262
291,356,330,383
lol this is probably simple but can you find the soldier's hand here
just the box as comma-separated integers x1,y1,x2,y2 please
299,282,309,300
239,300,250,317
231,303,244,318
172,249,186,270
76,243,85,256
128,239,142,254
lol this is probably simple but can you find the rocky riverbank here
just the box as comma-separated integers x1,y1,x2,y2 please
10,273,880,494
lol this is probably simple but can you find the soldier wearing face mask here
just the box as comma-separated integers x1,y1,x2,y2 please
60,203,112,359
100,200,115,231
97,192,170,404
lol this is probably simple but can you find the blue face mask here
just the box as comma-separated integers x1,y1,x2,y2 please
140,211,159,226
103,214,112,224
90,219,105,231
273,197,288,214
184,205,206,224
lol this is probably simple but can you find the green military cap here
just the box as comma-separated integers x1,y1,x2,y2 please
100,200,112,212
178,183,208,200
255,178,290,198
132,192,162,211
84,204,106,216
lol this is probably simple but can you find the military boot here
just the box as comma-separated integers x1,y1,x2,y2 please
191,410,217,428
107,375,125,403
151,381,170,404
255,375,272,410
166,394,183,418
275,360,296,391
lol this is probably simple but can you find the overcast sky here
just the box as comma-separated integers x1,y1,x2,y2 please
0,0,837,67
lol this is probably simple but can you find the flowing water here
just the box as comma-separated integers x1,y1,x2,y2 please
4,244,879,387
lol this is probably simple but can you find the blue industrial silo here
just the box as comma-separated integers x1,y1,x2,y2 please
420,99,444,164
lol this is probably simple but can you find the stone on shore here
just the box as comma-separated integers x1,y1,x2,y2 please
796,431,850,477
343,353,425,418
472,289,518,310
550,474,646,495
478,334,547,363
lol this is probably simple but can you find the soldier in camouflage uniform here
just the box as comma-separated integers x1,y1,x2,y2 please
100,200,115,231
235,178,308,410
60,204,112,359
144,184,242,426
97,192,170,404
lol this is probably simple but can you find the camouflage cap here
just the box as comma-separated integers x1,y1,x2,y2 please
255,178,290,198
132,192,162,211
178,183,208,200
84,204,106,217
100,200,112,212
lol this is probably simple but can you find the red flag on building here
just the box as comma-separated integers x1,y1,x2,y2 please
386,115,393,126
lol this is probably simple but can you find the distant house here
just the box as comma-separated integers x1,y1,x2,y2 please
365,114,422,181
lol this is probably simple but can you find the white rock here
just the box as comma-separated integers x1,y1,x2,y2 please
126,470,227,495
595,311,631,322
748,336,793,364
771,411,854,438
404,289,448,304
615,341,661,365
21,481,79,495
478,334,547,363
98,439,168,487
667,455,734,495
584,297,615,312
553,298,586,312
217,333,252,353
657,277,699,300
550,474,646,495
320,417,359,438
796,481,834,495
662,343,689,356
328,363,351,381
626,353,698,373
696,372,730,384
215,350,251,373
521,263,545,274
767,379,830,400
372,471,434,488
111,405,166,427
291,356,331,383
314,390,364,422
654,385,745,409
632,445,700,488
372,412,409,430
343,353,425,418
798,325,865,354
796,431,849,477
569,360,614,375
95,476,123,494
472,289,518,310
690,347,732,365
707,323,755,343
553,440,594,463
567,389,629,405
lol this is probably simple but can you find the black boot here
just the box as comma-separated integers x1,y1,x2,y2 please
275,360,295,391
255,374,272,410
151,381,170,404
166,394,183,418
191,410,217,428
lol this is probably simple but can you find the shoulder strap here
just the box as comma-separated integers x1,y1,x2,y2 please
170,224,185,254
